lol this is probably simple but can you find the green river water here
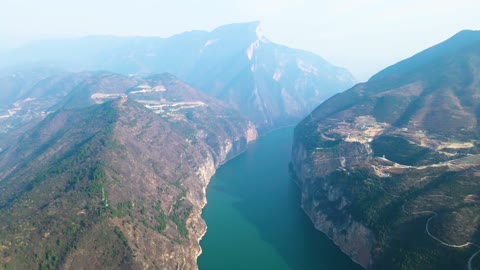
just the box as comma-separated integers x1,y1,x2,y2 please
198,127,362,270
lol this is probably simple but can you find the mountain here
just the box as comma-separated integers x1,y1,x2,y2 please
0,73,256,269
291,30,480,269
0,67,63,107
0,70,256,144
0,69,97,146
0,22,356,133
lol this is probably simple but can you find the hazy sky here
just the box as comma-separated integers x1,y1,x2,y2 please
1,0,479,80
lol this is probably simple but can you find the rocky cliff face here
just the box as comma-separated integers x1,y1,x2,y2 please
291,135,376,268
292,30,480,270
0,73,257,269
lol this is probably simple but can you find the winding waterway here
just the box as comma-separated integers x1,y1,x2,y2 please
199,127,362,270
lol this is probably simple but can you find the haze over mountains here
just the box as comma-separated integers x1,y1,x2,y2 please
292,30,480,270
0,21,355,133
0,21,355,269
1,19,479,270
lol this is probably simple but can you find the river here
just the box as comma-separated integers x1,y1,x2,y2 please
198,127,362,270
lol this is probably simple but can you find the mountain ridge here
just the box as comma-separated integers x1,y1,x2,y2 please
0,71,257,269
370,30,480,81
0,21,356,133
292,29,480,269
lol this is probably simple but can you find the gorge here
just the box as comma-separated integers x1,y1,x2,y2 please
198,127,362,270
1,21,479,270
0,22,354,269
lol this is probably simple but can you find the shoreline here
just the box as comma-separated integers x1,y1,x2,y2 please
300,201,368,269
193,125,296,268
193,136,257,267
290,164,367,269
194,180,210,262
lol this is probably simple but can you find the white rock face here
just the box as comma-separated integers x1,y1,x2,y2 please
129,85,166,94
256,24,269,43
246,24,269,61
247,40,260,60
90,93,126,104
203,39,219,48
273,69,282,81
297,59,318,74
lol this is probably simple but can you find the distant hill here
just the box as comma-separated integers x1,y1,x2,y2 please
292,30,480,269
0,22,356,132
0,67,64,107
0,68,97,143
0,72,256,269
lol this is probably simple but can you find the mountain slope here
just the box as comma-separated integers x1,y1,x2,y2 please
0,71,257,154
291,30,480,269
0,67,62,107
370,30,480,81
0,70,104,143
0,78,256,269
1,22,356,132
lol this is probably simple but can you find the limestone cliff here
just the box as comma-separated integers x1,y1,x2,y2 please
291,136,376,268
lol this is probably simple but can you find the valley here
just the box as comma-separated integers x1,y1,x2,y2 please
198,128,362,270
0,17,479,270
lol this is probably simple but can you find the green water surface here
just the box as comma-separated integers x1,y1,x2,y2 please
198,127,362,270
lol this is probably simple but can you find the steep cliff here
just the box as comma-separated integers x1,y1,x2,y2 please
291,128,376,268
292,30,480,269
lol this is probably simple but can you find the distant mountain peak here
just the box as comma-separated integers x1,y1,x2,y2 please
0,22,356,133
253,21,269,43
212,20,261,30
209,21,267,42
